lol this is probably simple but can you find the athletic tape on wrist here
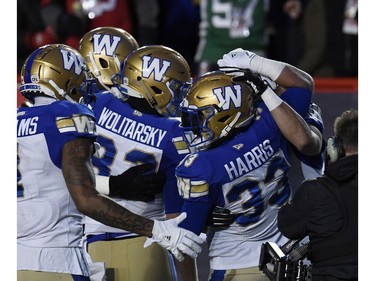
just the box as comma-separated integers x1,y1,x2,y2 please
261,88,283,111
95,175,110,195
251,56,285,81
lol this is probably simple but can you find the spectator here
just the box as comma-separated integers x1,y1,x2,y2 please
341,0,358,76
17,0,88,71
296,0,335,77
76,0,133,35
267,0,305,64
129,0,160,45
159,0,200,76
268,0,358,77
17,0,58,71
39,0,87,49
194,0,269,76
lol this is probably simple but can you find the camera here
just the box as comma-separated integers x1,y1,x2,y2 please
259,239,312,281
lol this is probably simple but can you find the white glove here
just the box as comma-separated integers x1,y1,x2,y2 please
217,48,257,71
217,48,285,81
143,212,205,262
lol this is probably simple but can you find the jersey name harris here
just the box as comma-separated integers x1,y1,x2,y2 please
224,139,274,181
97,107,167,147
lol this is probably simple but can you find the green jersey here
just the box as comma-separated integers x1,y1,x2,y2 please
195,0,268,64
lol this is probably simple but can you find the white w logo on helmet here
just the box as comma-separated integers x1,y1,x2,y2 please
141,56,171,81
92,34,121,56
213,85,242,110
60,49,83,75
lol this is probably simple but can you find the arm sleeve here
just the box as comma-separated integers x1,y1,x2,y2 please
163,165,184,214
179,198,211,235
175,154,212,235
281,88,312,118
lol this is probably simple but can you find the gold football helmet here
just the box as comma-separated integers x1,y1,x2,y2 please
20,44,90,103
78,26,139,96
122,45,192,116
180,71,256,152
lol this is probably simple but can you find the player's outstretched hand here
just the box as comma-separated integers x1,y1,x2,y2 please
217,48,257,71
144,212,205,262
109,163,166,202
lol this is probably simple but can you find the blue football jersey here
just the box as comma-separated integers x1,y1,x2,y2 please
175,87,311,269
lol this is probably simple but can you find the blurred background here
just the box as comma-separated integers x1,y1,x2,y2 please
16,0,358,141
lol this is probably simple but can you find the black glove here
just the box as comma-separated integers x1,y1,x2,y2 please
109,163,166,202
232,70,269,98
206,206,239,230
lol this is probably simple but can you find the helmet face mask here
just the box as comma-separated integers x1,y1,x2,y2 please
180,71,256,152
165,80,191,117
180,105,216,151
122,45,192,116
78,26,139,98
20,44,90,103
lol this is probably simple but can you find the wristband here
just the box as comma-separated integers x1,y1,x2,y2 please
261,88,283,111
95,175,110,195
250,56,285,81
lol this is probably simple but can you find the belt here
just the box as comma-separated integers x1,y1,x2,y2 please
86,232,139,244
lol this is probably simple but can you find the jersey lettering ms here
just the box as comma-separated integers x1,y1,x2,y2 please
17,117,38,136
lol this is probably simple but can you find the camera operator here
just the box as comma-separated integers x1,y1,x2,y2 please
278,108,358,281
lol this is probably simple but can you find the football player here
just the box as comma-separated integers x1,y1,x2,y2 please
78,27,195,281
217,48,325,189
17,44,204,281
174,50,321,280
209,49,326,275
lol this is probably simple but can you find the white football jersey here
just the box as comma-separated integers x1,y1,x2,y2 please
83,93,186,237
17,99,96,275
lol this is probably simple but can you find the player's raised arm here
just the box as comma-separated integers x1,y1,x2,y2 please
218,48,322,156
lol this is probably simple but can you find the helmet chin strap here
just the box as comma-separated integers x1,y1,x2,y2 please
110,86,126,100
87,51,144,101
220,112,241,138
48,80,75,103
119,77,144,99
136,78,165,116
87,51,113,93
113,54,121,71
88,51,122,85
88,52,101,78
